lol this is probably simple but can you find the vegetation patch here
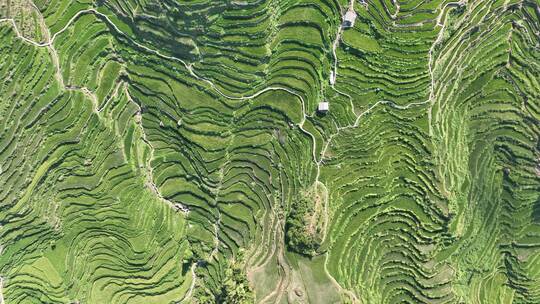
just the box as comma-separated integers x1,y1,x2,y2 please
285,184,325,257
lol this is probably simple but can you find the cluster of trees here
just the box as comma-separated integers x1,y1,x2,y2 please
192,249,254,303
217,251,254,304
285,192,322,257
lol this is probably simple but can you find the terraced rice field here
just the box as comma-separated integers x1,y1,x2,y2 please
0,0,539,303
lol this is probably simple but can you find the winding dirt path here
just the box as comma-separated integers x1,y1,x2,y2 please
0,277,4,304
